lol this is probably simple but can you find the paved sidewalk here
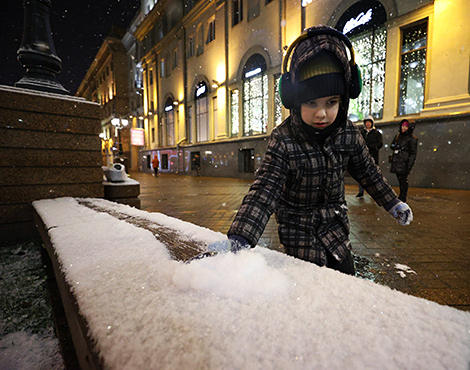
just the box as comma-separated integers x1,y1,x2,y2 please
130,171,470,311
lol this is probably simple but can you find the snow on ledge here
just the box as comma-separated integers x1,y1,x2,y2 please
32,197,470,370
0,84,93,104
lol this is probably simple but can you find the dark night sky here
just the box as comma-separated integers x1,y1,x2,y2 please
1,0,141,95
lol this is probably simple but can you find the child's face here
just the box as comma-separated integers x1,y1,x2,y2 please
300,95,340,129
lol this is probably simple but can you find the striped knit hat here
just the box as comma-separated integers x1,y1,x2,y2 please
290,26,351,104
296,50,346,102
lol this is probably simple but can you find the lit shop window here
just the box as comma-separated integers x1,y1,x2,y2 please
243,54,268,136
349,26,387,120
230,89,240,137
399,20,428,116
212,96,218,138
337,0,387,121
164,98,175,146
195,82,209,142
274,75,283,126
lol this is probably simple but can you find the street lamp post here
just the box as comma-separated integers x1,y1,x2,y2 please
111,117,129,165
15,0,69,95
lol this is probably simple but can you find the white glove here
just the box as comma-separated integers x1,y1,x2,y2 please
208,236,250,253
207,240,233,253
186,237,250,263
388,201,413,226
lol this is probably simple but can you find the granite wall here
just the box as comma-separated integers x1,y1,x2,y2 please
0,86,103,242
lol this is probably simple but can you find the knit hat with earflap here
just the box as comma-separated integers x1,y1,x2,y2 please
296,50,346,103
290,26,353,106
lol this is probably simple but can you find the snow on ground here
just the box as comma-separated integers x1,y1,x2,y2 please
394,263,417,278
32,197,470,370
0,331,64,370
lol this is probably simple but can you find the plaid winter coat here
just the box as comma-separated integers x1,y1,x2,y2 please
228,113,397,265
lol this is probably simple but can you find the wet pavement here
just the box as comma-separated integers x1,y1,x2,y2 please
129,171,470,311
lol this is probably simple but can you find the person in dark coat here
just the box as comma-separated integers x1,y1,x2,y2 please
206,26,413,275
390,119,418,202
356,115,383,197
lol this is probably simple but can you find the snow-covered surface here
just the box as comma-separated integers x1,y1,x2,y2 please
32,197,470,370
0,332,64,370
0,84,90,103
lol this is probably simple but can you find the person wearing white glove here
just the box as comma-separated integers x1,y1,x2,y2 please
192,27,414,274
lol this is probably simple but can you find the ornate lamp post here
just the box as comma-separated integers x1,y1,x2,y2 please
111,117,129,155
15,0,69,95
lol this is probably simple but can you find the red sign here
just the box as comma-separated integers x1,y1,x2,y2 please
131,128,145,146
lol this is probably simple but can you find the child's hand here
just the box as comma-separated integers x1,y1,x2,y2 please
388,201,413,226
207,235,250,253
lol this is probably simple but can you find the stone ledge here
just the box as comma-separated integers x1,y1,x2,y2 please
103,179,140,209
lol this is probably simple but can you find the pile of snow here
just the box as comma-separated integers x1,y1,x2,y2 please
32,198,470,369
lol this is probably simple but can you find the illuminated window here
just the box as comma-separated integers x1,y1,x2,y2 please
195,82,209,142
399,20,428,115
230,89,240,137
232,0,243,26
336,0,388,121
188,106,193,143
349,26,387,120
274,75,283,126
165,98,175,146
212,96,218,138
243,54,268,136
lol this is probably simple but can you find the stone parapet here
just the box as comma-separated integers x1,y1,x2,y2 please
0,85,103,242
103,178,141,209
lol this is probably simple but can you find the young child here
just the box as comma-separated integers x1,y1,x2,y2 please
210,26,412,275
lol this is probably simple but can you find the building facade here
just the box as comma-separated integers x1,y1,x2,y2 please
130,0,469,189
76,27,132,169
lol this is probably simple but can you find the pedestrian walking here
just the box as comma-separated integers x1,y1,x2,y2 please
151,155,160,177
390,119,418,202
192,153,201,177
356,115,383,197
206,26,413,275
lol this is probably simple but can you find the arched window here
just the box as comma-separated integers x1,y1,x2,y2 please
195,82,209,142
336,0,387,121
243,54,268,136
164,97,175,146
